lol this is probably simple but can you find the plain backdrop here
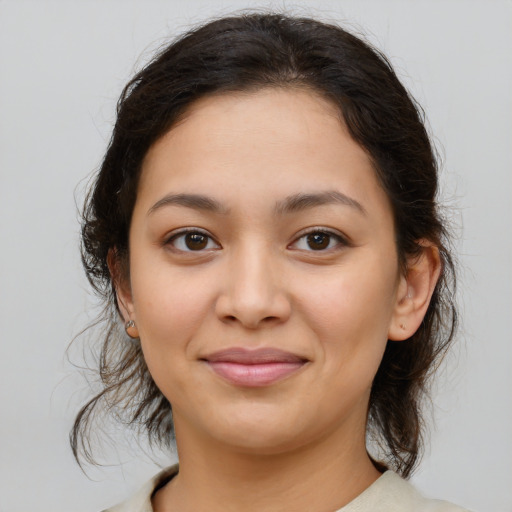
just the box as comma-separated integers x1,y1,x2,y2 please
1,1,511,511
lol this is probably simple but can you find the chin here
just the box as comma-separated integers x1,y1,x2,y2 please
201,405,320,456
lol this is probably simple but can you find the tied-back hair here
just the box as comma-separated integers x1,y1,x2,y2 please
72,12,457,478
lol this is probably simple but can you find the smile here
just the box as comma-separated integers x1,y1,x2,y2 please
202,348,308,387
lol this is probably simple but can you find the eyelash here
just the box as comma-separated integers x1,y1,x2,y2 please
165,228,220,252
290,228,349,252
164,227,349,253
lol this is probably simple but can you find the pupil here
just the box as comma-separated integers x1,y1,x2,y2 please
307,233,329,250
185,233,207,250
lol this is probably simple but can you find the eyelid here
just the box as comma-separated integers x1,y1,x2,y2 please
289,226,351,251
164,227,221,252
162,226,350,253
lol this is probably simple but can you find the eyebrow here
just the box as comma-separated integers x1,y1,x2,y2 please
148,193,230,215
274,190,366,216
148,190,366,217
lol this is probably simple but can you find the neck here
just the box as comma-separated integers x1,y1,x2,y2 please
153,418,381,512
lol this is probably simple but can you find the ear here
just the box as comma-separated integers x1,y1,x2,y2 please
388,242,441,341
107,248,136,329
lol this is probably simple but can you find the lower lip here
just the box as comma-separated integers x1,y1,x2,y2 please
206,361,305,387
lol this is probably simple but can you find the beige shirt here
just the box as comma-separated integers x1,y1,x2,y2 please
103,465,470,512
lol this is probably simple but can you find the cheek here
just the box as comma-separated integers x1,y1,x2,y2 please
298,259,397,372
129,262,214,370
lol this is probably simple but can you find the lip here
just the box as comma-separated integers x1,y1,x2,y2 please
202,347,308,387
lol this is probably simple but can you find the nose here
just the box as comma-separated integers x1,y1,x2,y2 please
215,244,292,329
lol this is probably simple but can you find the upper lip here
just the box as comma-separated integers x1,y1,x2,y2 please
202,347,307,365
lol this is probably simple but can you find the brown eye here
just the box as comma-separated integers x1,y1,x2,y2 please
185,232,208,250
291,229,347,252
306,233,330,250
167,230,220,252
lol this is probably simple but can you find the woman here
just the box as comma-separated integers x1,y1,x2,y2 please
73,13,467,512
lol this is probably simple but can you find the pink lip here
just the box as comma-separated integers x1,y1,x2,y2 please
203,348,307,387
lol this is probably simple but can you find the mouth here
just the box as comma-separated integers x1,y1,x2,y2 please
202,347,308,387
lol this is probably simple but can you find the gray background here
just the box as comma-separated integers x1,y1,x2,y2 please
1,1,511,511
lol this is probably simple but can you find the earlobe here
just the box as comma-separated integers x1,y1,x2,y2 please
388,243,441,341
124,319,139,339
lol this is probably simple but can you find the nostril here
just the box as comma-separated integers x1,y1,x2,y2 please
215,291,292,328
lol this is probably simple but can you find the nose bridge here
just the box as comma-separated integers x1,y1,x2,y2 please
217,237,290,328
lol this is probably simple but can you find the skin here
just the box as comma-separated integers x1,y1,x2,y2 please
116,88,440,512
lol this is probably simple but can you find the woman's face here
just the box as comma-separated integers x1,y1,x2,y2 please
122,89,406,454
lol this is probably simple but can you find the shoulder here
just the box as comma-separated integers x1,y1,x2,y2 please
101,465,178,512
338,471,472,512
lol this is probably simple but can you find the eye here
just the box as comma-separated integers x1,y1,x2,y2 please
166,229,220,252
291,229,347,251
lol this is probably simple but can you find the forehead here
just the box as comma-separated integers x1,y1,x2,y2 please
145,88,345,167
137,88,390,221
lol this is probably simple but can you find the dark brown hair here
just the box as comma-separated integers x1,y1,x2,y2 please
72,12,457,478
